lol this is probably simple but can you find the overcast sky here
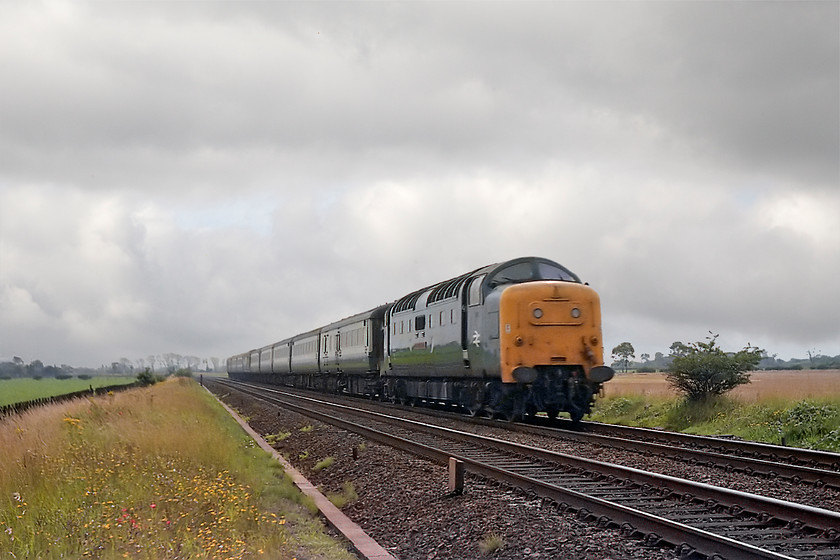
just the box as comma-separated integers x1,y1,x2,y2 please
1,1,838,368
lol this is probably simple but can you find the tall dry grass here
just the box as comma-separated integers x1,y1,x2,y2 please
604,370,840,402
593,370,840,451
0,378,354,560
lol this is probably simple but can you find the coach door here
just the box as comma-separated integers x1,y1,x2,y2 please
462,274,485,370
335,330,342,372
322,333,330,373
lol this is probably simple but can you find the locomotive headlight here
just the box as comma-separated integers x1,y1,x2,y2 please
533,308,543,319
570,307,581,318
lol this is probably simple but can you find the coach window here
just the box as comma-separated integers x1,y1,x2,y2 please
468,275,485,306
415,315,426,331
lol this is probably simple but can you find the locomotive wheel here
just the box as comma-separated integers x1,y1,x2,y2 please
569,384,593,423
545,405,560,420
395,380,410,405
463,383,486,417
488,381,523,422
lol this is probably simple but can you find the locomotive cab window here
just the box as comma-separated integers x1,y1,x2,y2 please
487,259,581,289
487,262,533,286
536,261,580,282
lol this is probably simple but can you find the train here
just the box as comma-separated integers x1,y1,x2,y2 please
226,256,614,421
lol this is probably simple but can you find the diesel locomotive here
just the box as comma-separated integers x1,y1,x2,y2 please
227,256,614,421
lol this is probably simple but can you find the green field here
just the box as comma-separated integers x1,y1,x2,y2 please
0,376,136,407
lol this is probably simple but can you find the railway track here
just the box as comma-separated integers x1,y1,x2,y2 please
425,410,840,490
221,378,840,491
571,420,840,475
215,379,840,559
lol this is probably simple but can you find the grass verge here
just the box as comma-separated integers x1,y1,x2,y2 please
0,378,355,560
589,395,840,452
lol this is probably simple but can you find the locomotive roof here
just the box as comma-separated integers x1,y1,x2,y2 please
390,256,579,314
228,257,579,361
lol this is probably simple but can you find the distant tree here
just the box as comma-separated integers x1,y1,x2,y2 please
611,342,635,373
186,356,201,371
119,357,133,374
162,353,182,374
26,360,44,377
640,353,650,363
807,349,821,368
0,361,23,379
667,333,762,401
669,341,690,358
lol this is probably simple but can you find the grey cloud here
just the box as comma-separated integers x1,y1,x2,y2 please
0,1,837,367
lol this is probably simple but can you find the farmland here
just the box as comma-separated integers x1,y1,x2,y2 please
603,369,840,401
0,377,137,407
591,370,840,451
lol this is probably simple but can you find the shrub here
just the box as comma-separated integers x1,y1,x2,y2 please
136,368,158,386
775,401,840,447
667,333,762,401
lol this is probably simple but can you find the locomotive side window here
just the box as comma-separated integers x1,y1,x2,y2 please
468,275,485,306
415,315,426,331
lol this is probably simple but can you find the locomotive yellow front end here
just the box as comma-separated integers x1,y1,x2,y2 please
498,281,614,420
